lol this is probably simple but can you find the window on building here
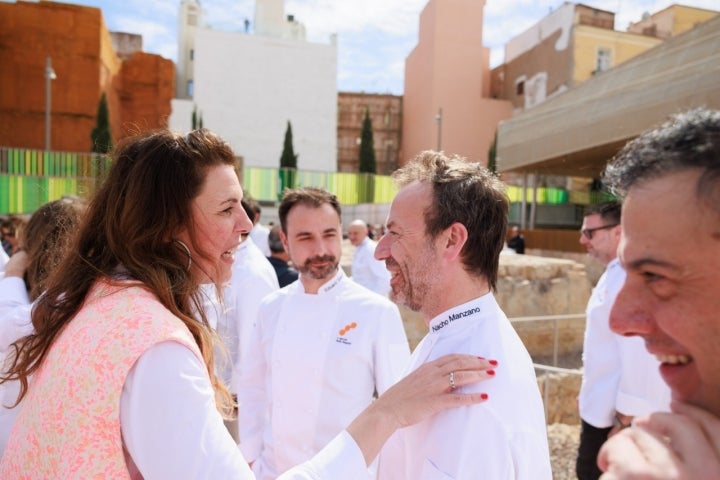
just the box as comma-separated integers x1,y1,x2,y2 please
596,47,612,74
187,80,194,97
190,49,194,61
516,80,525,95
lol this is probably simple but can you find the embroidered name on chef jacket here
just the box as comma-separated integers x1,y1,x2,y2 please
336,322,357,345
319,273,342,294
431,305,481,333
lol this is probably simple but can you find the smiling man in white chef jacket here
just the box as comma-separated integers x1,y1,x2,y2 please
374,151,551,479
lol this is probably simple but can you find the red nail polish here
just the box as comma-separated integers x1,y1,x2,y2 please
487,369,495,375
480,393,489,400
489,360,498,366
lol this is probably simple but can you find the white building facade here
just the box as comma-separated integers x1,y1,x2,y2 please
170,0,338,172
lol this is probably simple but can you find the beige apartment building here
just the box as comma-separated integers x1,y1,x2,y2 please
401,0,512,167
490,3,662,113
627,4,718,39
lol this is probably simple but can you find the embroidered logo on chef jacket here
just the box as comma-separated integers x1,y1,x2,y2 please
336,322,357,344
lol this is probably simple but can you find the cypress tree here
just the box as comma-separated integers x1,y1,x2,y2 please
90,93,112,154
358,108,376,173
192,105,204,130
280,120,298,169
488,130,498,174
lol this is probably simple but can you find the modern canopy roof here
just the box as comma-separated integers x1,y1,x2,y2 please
496,14,720,178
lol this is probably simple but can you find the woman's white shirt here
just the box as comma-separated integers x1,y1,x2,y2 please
121,342,368,480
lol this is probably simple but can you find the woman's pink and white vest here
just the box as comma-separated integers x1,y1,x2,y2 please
0,280,203,479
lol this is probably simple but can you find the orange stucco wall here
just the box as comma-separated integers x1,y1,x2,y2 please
119,52,175,134
401,0,512,165
0,1,173,152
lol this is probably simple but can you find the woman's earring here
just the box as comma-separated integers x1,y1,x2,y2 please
174,239,192,271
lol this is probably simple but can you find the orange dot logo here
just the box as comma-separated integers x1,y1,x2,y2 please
338,322,358,336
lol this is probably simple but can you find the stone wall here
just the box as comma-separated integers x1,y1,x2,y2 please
526,248,605,285
538,371,582,424
497,252,590,358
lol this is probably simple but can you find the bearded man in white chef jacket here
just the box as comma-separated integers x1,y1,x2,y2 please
237,186,410,480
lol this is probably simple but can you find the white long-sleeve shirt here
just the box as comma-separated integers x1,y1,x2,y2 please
351,238,391,297
0,249,9,274
0,276,33,457
121,342,370,480
578,258,671,428
238,269,410,479
249,223,271,257
0,276,31,353
377,293,552,480
202,238,279,392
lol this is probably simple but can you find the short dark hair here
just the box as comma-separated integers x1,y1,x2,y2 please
603,108,720,214
268,225,285,253
584,200,621,225
241,196,261,222
392,151,508,291
241,198,255,221
278,187,342,234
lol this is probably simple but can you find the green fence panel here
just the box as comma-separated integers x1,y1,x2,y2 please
11,149,19,174
373,176,396,203
0,147,114,214
0,176,9,213
0,147,608,215
334,173,359,204
243,167,398,206
27,177,42,210
244,167,278,202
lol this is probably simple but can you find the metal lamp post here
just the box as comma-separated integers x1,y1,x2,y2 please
45,56,57,151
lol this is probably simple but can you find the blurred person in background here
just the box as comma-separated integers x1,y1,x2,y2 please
1,216,26,257
507,225,525,254
347,219,391,296
0,198,84,456
576,201,670,480
266,225,298,288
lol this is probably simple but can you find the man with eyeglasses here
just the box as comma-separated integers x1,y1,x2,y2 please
576,201,670,480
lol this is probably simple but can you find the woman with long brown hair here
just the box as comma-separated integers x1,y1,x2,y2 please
0,129,493,479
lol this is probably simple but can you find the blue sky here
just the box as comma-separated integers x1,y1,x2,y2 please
63,0,718,95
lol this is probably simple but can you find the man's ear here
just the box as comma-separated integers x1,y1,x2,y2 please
443,222,468,261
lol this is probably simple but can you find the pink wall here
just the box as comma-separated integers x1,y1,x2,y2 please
402,0,512,165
